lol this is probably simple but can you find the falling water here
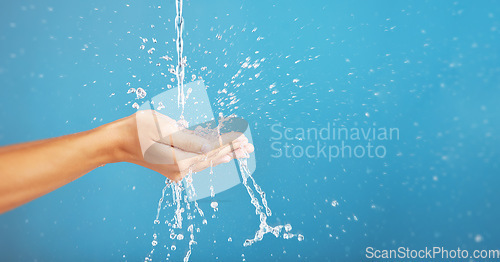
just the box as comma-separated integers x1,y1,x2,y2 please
144,1,300,256
172,181,184,229
237,151,303,246
183,171,202,262
155,178,171,225
145,179,172,261
185,171,205,217
147,170,205,262
147,143,300,261
175,0,186,112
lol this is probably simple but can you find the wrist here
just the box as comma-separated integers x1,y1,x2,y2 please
94,115,140,164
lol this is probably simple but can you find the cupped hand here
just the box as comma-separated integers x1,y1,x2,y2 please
113,110,254,181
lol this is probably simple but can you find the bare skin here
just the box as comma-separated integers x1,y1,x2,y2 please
0,112,254,214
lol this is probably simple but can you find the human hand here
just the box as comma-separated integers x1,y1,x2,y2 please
109,110,254,181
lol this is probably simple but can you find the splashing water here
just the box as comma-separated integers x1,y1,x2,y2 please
237,149,301,246
147,137,300,261
209,161,215,198
145,179,171,261
238,157,282,246
182,171,202,262
185,170,204,218
143,0,301,257
171,181,184,229
147,170,205,262
175,0,186,112
154,179,171,225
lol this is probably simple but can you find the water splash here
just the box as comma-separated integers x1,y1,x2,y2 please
147,141,300,261
209,161,215,198
185,170,204,218
182,170,201,262
172,181,184,229
237,150,301,246
147,170,205,262
238,157,281,246
155,178,171,225
146,179,172,262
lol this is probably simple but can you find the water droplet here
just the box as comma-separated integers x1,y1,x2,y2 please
136,88,147,99
157,102,165,110
152,240,158,246
160,55,172,61
297,234,304,241
475,234,483,243
210,201,218,209
284,224,292,232
171,245,176,251
210,186,215,198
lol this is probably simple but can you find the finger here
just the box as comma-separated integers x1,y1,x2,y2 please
186,154,230,174
243,143,254,154
143,142,228,180
186,142,253,173
143,142,199,165
166,130,213,153
136,110,248,154
180,131,247,156
217,131,247,147
179,155,231,177
161,128,247,154
201,136,249,160
144,134,248,169
227,146,252,159
140,111,209,154
223,143,254,162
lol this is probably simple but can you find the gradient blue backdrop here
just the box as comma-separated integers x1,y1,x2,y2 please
1,0,499,261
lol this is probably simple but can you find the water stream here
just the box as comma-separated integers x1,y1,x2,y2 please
237,152,303,246
175,0,185,112
144,1,300,260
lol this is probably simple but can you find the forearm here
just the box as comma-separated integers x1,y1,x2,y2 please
0,122,127,214
0,112,253,213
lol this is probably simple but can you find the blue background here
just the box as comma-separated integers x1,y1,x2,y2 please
1,0,499,261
